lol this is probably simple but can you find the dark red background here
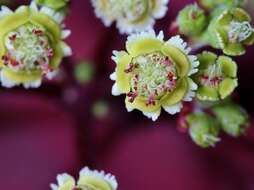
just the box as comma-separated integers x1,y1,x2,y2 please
0,0,254,189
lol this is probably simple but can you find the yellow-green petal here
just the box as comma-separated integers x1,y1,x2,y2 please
125,96,161,113
233,8,251,22
197,51,217,69
217,56,237,77
219,78,238,99
161,78,188,107
30,10,61,42
1,69,42,83
223,43,245,56
115,51,132,93
161,44,190,77
197,86,219,101
78,176,112,190
126,38,163,57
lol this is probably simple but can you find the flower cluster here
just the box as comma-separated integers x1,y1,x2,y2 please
0,2,71,88
51,167,118,190
91,0,169,34
177,3,254,56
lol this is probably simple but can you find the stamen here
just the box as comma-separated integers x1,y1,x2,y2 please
3,24,54,74
228,21,254,43
126,52,177,106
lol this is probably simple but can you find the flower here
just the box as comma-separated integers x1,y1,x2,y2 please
0,2,71,88
110,30,199,121
50,167,118,190
194,51,238,101
187,112,220,148
91,0,169,34
205,7,254,56
212,103,249,137
35,0,70,10
177,4,207,36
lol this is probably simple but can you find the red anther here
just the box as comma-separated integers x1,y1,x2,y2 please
127,92,138,103
210,76,222,86
10,58,19,66
32,29,44,36
9,34,17,41
167,72,174,81
47,48,54,57
146,95,156,106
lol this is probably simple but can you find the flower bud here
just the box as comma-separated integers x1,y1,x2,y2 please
177,4,207,36
212,104,249,137
187,112,220,148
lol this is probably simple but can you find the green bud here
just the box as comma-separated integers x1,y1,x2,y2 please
212,104,249,137
35,0,69,10
187,112,220,148
74,61,95,84
177,4,207,36
92,101,109,119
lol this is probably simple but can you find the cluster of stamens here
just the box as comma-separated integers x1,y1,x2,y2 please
125,52,177,106
2,24,54,75
228,21,254,43
200,64,223,87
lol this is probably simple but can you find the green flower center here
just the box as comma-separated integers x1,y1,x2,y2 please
125,52,177,106
122,0,148,22
200,64,223,87
228,21,254,43
2,24,54,74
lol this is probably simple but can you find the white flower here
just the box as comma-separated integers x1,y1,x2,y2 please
91,0,170,34
50,167,118,190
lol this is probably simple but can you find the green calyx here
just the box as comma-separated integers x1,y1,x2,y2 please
187,112,220,148
194,51,238,101
177,4,207,36
35,0,69,10
212,104,249,137
198,0,246,10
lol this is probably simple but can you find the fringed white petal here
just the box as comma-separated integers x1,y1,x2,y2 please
110,72,116,81
46,70,59,80
111,50,128,63
116,16,155,35
127,29,164,46
183,79,197,102
50,184,58,190
56,173,75,186
167,35,191,54
112,83,121,96
188,55,199,76
0,6,13,18
143,109,161,121
61,42,72,57
79,167,118,190
0,71,16,88
30,1,39,12
152,0,169,19
163,102,183,115
23,79,42,89
61,30,71,39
